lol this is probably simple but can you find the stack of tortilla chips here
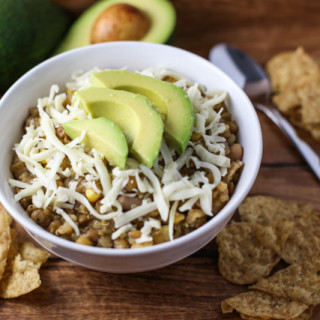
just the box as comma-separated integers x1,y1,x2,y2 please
217,196,320,319
267,47,320,141
0,203,49,298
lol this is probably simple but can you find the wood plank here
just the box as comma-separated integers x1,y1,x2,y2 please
172,0,320,62
2,167,319,319
0,258,243,320
2,0,320,319
1,256,319,320
172,0,320,166
251,166,320,209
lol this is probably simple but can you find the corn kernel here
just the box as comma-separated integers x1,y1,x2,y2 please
40,149,47,164
114,239,129,249
174,213,185,224
148,209,159,217
152,231,165,244
131,241,153,249
129,230,141,239
85,188,100,203
55,222,73,235
160,226,170,242
190,131,202,141
76,235,92,246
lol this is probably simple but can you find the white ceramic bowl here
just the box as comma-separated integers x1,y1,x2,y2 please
0,42,262,273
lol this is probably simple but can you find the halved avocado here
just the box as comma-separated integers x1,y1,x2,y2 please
55,0,175,54
63,117,129,169
92,70,194,155
75,87,164,168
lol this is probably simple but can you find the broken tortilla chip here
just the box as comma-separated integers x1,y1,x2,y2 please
238,196,313,226
20,242,50,265
0,212,11,280
221,290,308,319
0,253,41,299
282,211,320,264
240,306,314,320
0,203,12,226
250,256,320,305
267,47,320,141
266,51,293,93
216,222,280,284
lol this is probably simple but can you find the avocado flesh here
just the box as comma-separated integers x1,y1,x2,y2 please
75,87,164,168
63,118,128,169
55,0,175,54
92,70,194,154
0,0,70,92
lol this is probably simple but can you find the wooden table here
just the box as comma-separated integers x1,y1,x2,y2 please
2,1,320,319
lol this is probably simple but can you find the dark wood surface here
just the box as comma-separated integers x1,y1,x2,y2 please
2,1,320,319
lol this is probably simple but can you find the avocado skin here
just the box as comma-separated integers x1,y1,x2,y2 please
0,0,70,93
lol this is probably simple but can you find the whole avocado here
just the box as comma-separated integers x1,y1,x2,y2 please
0,0,70,92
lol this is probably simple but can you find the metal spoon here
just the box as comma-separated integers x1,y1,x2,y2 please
209,43,320,180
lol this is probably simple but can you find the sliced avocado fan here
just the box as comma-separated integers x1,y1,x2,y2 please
63,117,128,169
75,87,164,168
92,70,194,154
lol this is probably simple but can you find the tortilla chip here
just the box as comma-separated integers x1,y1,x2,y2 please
0,212,11,280
238,196,313,226
20,242,50,264
254,218,294,256
294,307,315,320
282,211,320,264
306,123,320,140
0,253,41,298
216,222,280,284
0,229,48,298
239,314,261,320
266,51,293,92
221,300,234,313
0,203,13,226
251,256,320,305
298,79,320,125
289,48,319,85
273,90,301,113
221,290,308,319
240,306,314,320
267,47,320,141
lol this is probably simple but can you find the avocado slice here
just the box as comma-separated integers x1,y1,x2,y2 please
91,70,194,154
0,0,70,92
55,0,175,54
63,117,128,169
75,87,164,168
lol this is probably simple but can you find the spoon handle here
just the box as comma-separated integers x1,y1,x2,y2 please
255,103,320,181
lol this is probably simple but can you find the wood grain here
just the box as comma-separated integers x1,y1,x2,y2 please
2,0,320,319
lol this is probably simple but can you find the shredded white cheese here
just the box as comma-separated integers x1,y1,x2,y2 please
111,223,133,240
9,67,233,244
135,218,161,244
168,201,179,241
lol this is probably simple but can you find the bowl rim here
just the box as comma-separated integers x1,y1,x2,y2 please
0,41,262,257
